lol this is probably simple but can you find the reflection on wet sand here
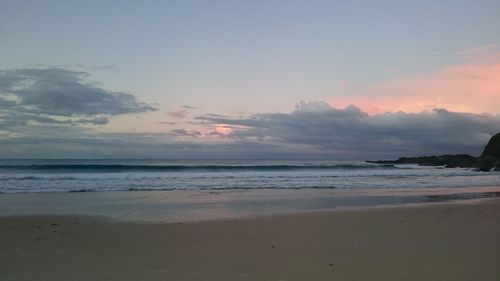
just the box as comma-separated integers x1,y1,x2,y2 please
1,187,500,222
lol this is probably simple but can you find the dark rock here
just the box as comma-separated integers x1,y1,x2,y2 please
439,154,478,168
480,133,500,159
476,156,496,172
367,154,478,168
368,133,500,171
478,133,500,171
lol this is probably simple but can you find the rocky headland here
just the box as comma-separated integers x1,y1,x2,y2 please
368,133,500,171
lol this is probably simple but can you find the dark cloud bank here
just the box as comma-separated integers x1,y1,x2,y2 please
194,101,500,159
1,68,500,159
0,67,155,129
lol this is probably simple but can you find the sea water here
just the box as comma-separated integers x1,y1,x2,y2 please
1,159,499,194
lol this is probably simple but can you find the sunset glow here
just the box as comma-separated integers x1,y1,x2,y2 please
0,1,499,158
330,46,500,115
214,124,233,135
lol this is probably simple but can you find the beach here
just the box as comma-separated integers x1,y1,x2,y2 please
2,197,500,281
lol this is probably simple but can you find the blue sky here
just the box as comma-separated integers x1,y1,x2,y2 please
1,0,499,158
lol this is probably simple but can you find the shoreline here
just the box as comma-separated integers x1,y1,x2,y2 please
1,186,500,222
2,199,500,281
0,195,499,225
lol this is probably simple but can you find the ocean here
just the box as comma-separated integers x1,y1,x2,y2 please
1,159,499,194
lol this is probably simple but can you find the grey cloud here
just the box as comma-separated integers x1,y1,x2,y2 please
208,131,226,137
2,68,155,116
159,121,177,125
166,109,189,119
0,67,155,130
169,128,202,138
2,99,500,159
0,97,18,107
204,113,230,118
8,113,109,126
0,132,306,159
197,101,500,159
74,116,110,125
74,64,115,70
166,105,197,119
28,63,116,71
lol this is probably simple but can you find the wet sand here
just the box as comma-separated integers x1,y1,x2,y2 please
1,199,500,281
2,187,500,222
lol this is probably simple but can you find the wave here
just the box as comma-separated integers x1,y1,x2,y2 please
0,176,78,181
0,163,399,173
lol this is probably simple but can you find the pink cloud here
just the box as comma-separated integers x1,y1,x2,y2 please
329,45,500,114
166,109,188,119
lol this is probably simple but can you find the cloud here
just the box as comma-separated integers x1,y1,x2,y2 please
197,101,500,158
166,109,189,119
0,67,155,130
159,121,176,125
28,63,116,71
1,102,499,159
0,131,301,159
330,44,500,115
1,67,499,159
169,128,202,138
166,105,197,119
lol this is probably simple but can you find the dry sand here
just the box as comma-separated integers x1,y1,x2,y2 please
1,199,500,281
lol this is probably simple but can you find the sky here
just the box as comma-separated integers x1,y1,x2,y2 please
1,0,500,159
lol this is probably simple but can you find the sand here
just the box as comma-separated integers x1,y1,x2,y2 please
1,199,500,281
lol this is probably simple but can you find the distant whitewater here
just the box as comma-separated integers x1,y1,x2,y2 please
0,159,499,193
